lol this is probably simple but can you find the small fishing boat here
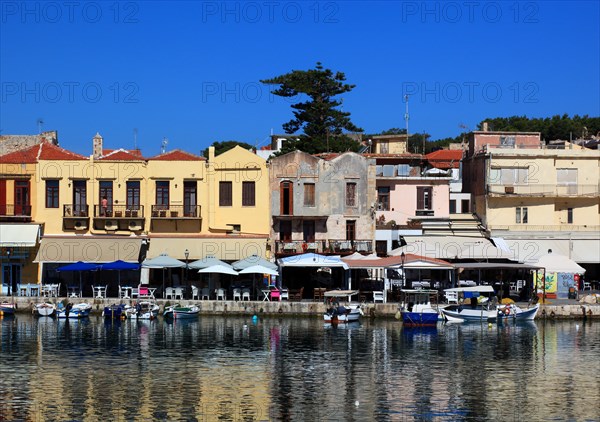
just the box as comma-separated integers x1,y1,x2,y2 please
124,301,160,320
34,302,56,317
163,304,199,319
56,302,92,319
497,303,539,322
102,304,126,319
0,302,16,316
323,305,362,324
398,289,440,327
440,286,498,323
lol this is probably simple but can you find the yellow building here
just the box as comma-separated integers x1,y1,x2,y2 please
1,134,271,294
465,137,600,277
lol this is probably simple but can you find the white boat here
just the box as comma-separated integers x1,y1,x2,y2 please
56,302,92,319
125,301,160,320
323,305,362,324
440,285,498,322
497,303,539,322
34,303,56,317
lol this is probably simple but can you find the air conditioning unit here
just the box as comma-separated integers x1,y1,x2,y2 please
128,220,142,231
104,220,118,231
505,186,515,194
74,220,87,230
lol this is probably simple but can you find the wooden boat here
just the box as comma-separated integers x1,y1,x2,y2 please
163,304,199,319
440,286,497,322
0,302,16,316
124,301,160,320
497,303,539,322
398,289,440,327
56,302,92,319
34,302,56,317
102,304,126,319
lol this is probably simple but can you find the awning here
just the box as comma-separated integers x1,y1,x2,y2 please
147,236,268,260
390,236,516,260
502,239,570,263
278,253,349,269
34,236,143,263
571,239,600,264
0,224,40,247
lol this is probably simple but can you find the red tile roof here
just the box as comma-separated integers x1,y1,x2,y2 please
425,149,463,169
0,142,86,163
98,149,145,161
147,150,205,161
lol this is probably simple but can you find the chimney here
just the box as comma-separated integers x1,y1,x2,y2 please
482,122,489,132
92,132,103,159
208,146,215,161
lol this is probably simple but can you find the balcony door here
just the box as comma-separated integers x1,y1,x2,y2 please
127,181,140,211
73,180,87,216
303,220,315,242
279,220,292,241
280,181,293,215
0,180,6,215
14,181,30,215
184,181,197,217
99,181,113,216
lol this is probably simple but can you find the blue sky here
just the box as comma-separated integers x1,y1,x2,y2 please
1,1,599,157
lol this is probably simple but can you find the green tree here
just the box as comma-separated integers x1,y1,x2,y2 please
261,62,363,155
477,115,600,141
203,141,254,158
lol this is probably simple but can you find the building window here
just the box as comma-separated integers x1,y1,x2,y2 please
490,167,529,185
516,207,528,224
557,168,577,194
72,180,87,216
156,181,170,209
499,136,516,147
377,187,390,210
346,220,356,241
219,181,232,206
242,181,255,206
45,180,59,208
99,181,113,216
303,220,315,242
449,199,456,214
280,181,293,215
279,220,292,241
461,199,470,214
567,207,573,224
376,240,388,256
417,187,433,210
127,181,140,210
303,183,315,207
379,141,389,154
183,181,197,217
346,183,357,207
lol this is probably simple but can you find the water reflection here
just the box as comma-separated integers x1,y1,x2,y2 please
0,316,599,421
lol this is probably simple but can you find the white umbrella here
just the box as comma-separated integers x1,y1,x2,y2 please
239,265,279,276
198,264,239,276
141,254,185,296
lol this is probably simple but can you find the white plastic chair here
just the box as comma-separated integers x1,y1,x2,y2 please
280,288,289,301
216,288,226,301
233,288,241,301
445,291,459,304
583,281,592,291
165,287,175,299
191,285,199,300
242,288,251,301
201,288,210,300
373,291,384,303
174,287,183,300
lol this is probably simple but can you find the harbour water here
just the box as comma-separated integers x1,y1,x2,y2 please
1,315,599,421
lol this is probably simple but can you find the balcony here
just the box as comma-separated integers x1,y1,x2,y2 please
329,239,373,254
274,240,327,255
93,205,145,231
0,204,32,221
63,204,89,231
93,204,145,218
487,184,599,197
151,205,201,219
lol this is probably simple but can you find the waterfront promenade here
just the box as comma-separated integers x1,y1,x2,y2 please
3,293,600,319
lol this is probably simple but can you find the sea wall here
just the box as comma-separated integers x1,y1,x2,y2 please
4,297,600,320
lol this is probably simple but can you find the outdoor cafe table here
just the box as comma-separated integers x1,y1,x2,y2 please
261,289,271,301
323,290,359,302
93,285,107,298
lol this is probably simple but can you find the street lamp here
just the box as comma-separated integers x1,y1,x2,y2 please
400,252,406,289
184,249,189,298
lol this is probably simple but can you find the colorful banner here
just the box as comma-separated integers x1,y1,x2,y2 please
535,271,557,294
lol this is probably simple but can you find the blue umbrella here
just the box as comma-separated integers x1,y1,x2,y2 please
56,261,100,296
100,260,141,288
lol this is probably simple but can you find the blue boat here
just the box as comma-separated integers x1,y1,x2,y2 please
0,302,16,316
102,304,126,319
398,289,440,327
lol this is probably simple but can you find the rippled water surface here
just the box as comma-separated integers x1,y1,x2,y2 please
1,315,599,421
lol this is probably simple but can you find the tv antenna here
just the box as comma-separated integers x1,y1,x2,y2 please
404,94,410,136
36,118,44,134
133,128,138,150
161,137,168,154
